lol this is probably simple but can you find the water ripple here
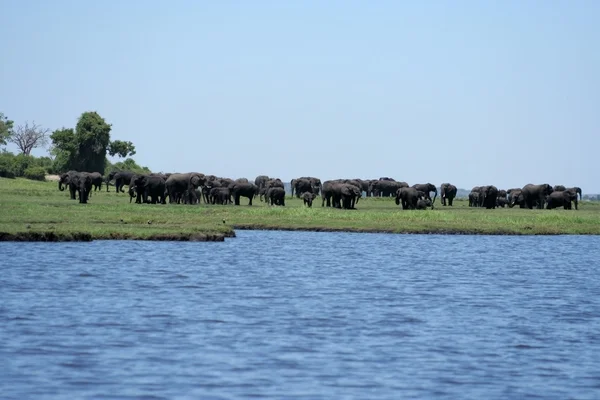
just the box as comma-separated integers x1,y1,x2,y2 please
1,232,600,399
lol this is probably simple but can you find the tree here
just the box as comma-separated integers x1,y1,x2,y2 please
50,111,137,174
108,140,136,157
9,121,50,155
74,111,112,172
0,112,14,146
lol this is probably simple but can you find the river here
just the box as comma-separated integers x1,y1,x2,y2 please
1,231,599,399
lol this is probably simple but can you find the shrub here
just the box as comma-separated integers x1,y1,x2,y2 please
0,152,16,178
23,166,47,181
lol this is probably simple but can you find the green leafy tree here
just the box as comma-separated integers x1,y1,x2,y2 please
106,157,151,175
50,111,137,174
108,140,136,158
0,112,14,146
74,111,112,172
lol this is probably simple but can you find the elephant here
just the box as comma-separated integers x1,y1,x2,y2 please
230,182,259,205
209,187,231,204
334,183,361,209
507,189,525,208
261,178,284,201
440,183,457,206
266,187,286,206
133,175,166,204
68,172,92,204
165,173,206,204
86,172,103,192
235,178,249,183
468,191,480,207
291,177,322,197
553,186,582,209
546,190,578,210
202,179,223,203
477,185,498,209
354,179,370,197
370,179,408,197
58,170,80,200
292,178,313,198
412,183,437,207
507,188,523,208
521,184,553,209
106,170,135,193
395,187,421,210
321,181,361,209
254,175,270,191
496,197,507,208
301,192,317,207
416,198,433,210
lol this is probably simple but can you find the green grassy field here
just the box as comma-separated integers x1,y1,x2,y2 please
1,177,599,241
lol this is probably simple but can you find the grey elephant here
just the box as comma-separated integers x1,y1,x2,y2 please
69,172,92,204
546,190,578,210
106,170,135,193
468,190,480,207
209,187,231,204
478,185,499,209
85,172,103,193
411,183,437,207
230,182,259,205
521,184,553,209
291,177,321,197
507,189,525,208
58,170,80,200
133,174,166,204
165,173,206,204
261,178,284,202
301,192,317,207
333,183,361,209
254,175,270,192
321,181,360,209
395,187,421,210
553,186,582,209
266,187,286,206
416,198,433,210
370,179,407,197
292,178,313,198
440,183,457,206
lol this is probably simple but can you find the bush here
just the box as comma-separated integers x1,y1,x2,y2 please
0,152,16,178
23,167,47,181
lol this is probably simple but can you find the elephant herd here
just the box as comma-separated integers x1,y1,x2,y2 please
468,184,582,210
56,170,582,211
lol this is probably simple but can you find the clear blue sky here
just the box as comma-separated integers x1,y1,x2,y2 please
1,1,598,191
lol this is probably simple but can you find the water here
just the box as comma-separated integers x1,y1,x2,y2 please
1,231,600,399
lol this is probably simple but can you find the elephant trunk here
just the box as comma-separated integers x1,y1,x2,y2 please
431,189,437,208
578,188,582,201
59,181,64,191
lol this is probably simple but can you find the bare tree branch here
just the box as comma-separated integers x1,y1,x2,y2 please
9,121,50,156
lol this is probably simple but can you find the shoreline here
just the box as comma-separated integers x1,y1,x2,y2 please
0,226,585,242
0,231,235,242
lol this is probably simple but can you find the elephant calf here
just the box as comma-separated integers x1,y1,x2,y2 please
416,198,433,210
301,192,317,207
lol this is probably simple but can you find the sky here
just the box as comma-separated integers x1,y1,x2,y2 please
1,1,598,191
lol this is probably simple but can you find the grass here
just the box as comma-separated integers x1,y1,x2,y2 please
1,177,600,241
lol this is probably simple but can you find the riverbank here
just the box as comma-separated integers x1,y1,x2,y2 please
1,178,599,241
